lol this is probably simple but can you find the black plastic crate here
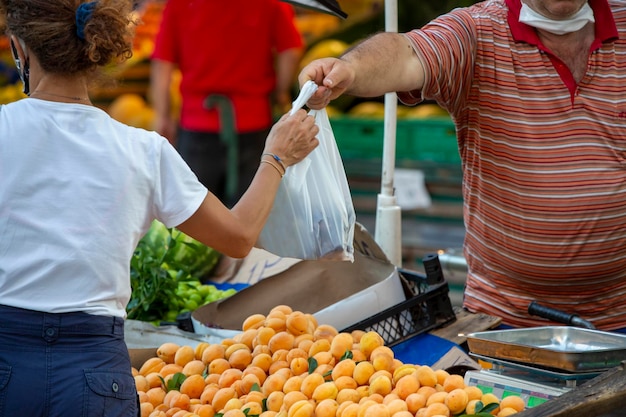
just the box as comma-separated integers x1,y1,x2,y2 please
341,266,456,347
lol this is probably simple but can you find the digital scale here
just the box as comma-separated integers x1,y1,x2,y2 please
464,353,599,408
463,326,626,409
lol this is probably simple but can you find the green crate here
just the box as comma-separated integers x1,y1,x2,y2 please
397,117,460,165
329,116,460,165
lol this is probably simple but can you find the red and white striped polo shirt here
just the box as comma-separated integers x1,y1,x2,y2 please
400,0,626,330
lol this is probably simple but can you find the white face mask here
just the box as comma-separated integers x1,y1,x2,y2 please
519,2,595,35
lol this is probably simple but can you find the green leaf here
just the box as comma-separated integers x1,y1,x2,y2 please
339,350,354,361
165,372,187,392
308,357,319,373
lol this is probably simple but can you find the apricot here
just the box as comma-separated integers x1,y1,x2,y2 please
308,339,331,357
174,345,196,367
313,324,339,342
290,357,309,376
312,381,339,401
442,374,465,393
352,361,375,386
228,348,253,370
300,372,325,398
385,398,408,416
265,390,285,412
242,365,266,386
134,374,151,393
283,391,309,411
222,409,246,417
426,391,447,406
481,392,500,406
339,402,359,417
216,368,242,388
139,401,153,417
182,359,206,377
268,331,295,353
262,372,287,396
242,313,266,331
405,392,427,414
331,358,356,380
156,342,180,364
201,344,226,364
334,375,357,391
395,373,420,400
500,395,526,412
180,374,207,399
265,316,287,333
371,354,394,373
336,388,361,404
194,404,216,417
358,331,384,359
239,373,261,395
279,375,301,393
211,387,237,413
250,352,272,373
424,402,450,417
139,357,166,376
286,311,310,336
241,401,263,415
208,358,231,375
253,326,276,348
268,360,290,376
146,386,166,408
287,399,315,417
445,388,469,414
416,366,438,387
330,332,354,359
464,385,484,401
315,398,339,417
200,385,219,405
297,338,315,353
368,374,392,397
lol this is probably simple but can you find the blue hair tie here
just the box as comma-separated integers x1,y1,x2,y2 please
76,1,97,40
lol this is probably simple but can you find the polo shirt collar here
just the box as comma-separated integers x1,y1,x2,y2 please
505,0,618,46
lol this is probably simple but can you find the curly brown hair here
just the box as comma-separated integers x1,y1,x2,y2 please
0,0,137,75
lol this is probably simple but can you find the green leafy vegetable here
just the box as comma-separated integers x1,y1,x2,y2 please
127,220,230,323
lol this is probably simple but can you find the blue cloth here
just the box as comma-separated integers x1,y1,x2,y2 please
392,333,459,366
0,304,138,416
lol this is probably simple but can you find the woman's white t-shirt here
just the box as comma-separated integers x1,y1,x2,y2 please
0,98,208,317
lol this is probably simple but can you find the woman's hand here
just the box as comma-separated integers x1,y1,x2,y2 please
263,108,319,167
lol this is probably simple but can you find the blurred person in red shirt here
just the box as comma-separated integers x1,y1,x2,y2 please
151,0,304,205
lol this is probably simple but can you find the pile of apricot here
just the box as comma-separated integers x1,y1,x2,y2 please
132,305,526,417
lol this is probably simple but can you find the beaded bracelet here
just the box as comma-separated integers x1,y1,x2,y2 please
262,152,287,172
260,159,284,178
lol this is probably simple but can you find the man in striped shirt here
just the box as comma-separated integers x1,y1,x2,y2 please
299,0,626,331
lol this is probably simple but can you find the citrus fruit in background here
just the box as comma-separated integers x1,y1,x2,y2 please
407,103,450,119
347,101,385,119
299,39,350,71
108,93,148,124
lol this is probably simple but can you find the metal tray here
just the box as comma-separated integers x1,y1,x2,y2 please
466,326,626,373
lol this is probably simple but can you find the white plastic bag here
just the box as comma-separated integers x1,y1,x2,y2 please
258,81,356,261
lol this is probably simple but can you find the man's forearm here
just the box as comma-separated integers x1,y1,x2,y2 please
341,32,425,97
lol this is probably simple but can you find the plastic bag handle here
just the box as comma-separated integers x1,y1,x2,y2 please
289,81,319,115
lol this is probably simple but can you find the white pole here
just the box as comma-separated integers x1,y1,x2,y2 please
374,0,402,267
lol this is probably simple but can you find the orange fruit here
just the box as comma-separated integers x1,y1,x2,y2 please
201,344,225,364
156,342,181,364
174,345,196,367
180,374,207,399
139,357,166,376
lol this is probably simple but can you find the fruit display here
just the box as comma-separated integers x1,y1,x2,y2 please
132,305,527,417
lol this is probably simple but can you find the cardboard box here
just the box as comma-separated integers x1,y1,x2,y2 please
191,223,407,333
